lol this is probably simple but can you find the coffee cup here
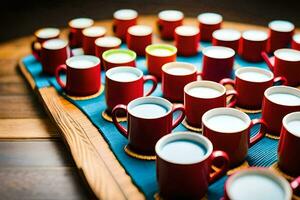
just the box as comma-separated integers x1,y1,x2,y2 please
105,66,158,113
202,107,267,167
174,25,200,56
292,33,300,51
55,55,101,96
156,132,229,199
68,18,94,48
31,27,60,61
102,49,136,71
162,62,202,102
212,29,241,52
201,46,235,82
40,39,70,75
224,168,300,200
197,12,223,42
239,30,268,62
82,26,106,55
127,25,152,56
113,9,138,41
220,67,287,109
261,86,300,136
184,81,237,129
157,10,184,40
262,48,300,86
112,97,185,155
278,111,300,176
267,20,295,53
146,44,177,80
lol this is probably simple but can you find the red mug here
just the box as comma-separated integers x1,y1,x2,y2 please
201,46,235,82
162,62,201,102
82,26,106,55
68,18,94,48
261,86,300,136
239,30,268,62
102,49,136,71
174,25,200,56
262,48,300,86
95,36,121,67
220,67,287,109
146,44,177,80
267,20,295,53
112,96,185,155
31,27,60,61
278,111,300,176
113,9,138,41
224,168,300,200
292,34,300,51
105,66,158,113
184,80,237,129
126,25,152,56
156,132,229,199
40,39,70,75
197,12,223,42
157,10,184,40
212,29,241,52
55,55,101,96
202,107,267,167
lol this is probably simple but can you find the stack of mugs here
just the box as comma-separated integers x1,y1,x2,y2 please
30,9,300,199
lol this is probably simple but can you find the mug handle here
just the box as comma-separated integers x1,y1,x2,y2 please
112,24,116,34
31,40,41,61
112,104,128,138
157,20,162,32
249,119,267,147
143,75,158,96
220,78,235,88
55,64,67,90
261,51,275,72
171,104,185,129
226,90,238,108
273,76,287,86
291,176,300,193
209,150,230,183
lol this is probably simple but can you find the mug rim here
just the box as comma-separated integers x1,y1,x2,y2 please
155,131,213,165
146,44,177,57
42,38,68,50
274,48,300,62
102,49,137,63
202,46,235,59
95,36,122,48
212,28,241,42
197,12,223,25
82,26,106,37
113,9,138,20
68,17,94,29
184,80,226,99
268,20,295,33
202,107,251,134
162,62,197,76
264,86,300,107
106,66,143,83
35,27,60,39
158,10,184,21
225,168,292,200
242,30,268,41
127,96,173,119
66,55,100,69
293,34,300,44
235,67,274,83
128,25,153,36
282,111,300,138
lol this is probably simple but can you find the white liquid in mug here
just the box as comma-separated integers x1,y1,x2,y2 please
130,103,168,119
95,36,121,47
110,72,139,82
268,93,300,106
167,67,193,75
287,120,300,136
69,59,95,69
239,71,271,82
43,39,67,50
150,48,173,56
106,53,133,63
188,86,221,98
37,28,59,39
160,139,207,164
206,114,247,132
229,174,285,200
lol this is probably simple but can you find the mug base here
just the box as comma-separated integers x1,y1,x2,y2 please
65,84,104,100
265,133,280,140
124,145,156,161
101,109,127,123
235,105,262,114
181,118,202,132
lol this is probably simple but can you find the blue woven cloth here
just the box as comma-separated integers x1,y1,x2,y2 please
22,42,278,200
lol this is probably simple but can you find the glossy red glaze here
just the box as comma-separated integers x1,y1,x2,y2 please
157,19,183,40
126,32,152,56
31,34,60,61
292,38,300,51
267,29,294,53
146,53,176,80
199,23,222,42
95,45,120,68
82,34,105,56
174,32,200,56
68,27,86,48
239,37,267,62
212,38,239,53
113,18,137,41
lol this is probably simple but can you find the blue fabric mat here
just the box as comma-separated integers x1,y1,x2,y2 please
22,42,278,200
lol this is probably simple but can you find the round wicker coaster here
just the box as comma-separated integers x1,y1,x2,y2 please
124,145,156,161
66,84,105,100
235,106,262,114
297,85,300,90
270,162,295,181
266,133,280,140
211,161,249,176
154,193,207,200
101,110,127,123
181,118,202,133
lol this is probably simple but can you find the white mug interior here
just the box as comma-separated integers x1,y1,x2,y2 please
175,25,199,36
184,80,226,99
283,111,300,137
202,46,235,59
128,25,153,36
158,10,184,21
269,20,295,33
197,12,223,25
83,26,106,37
69,18,94,29
66,55,100,69
265,86,300,106
162,62,197,76
113,9,138,20
274,48,300,62
213,29,241,41
293,34,300,44
42,38,68,50
35,28,60,39
106,66,142,82
235,67,274,83
95,36,121,48
242,30,268,41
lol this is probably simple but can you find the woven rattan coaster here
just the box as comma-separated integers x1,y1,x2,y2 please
270,163,295,181
181,118,202,133
66,84,104,100
266,133,280,140
154,193,207,200
101,109,127,123
211,161,250,176
124,145,156,161
235,106,262,114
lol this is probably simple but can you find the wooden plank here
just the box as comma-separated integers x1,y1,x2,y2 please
0,118,58,139
0,167,92,200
